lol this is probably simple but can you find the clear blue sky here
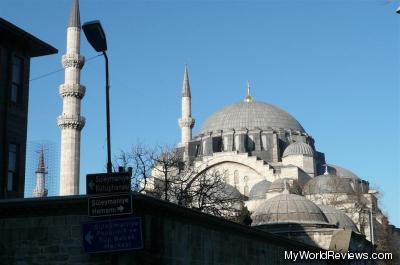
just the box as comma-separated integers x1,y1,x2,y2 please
2,0,399,226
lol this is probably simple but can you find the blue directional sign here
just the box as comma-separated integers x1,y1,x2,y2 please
82,217,143,253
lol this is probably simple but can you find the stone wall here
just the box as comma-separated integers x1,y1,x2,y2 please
0,194,336,265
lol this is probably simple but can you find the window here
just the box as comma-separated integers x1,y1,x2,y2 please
194,144,200,157
212,137,223,152
224,173,229,183
7,144,18,191
244,185,249,196
247,135,255,151
11,56,23,103
234,170,239,185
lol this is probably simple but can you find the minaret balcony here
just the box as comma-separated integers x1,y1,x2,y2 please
62,54,85,69
179,117,195,129
57,115,86,130
59,84,86,99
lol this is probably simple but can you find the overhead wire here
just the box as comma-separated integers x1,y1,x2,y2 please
28,54,102,83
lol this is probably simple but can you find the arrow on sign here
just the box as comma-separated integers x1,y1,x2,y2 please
85,231,94,245
117,205,124,212
88,180,95,190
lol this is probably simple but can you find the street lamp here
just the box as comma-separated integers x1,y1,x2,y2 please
82,20,113,173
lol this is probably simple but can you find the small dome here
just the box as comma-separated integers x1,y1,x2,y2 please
249,180,271,199
251,194,328,225
318,205,359,233
197,101,305,135
283,142,314,158
267,178,301,194
303,174,355,195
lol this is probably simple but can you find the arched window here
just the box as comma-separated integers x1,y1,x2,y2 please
234,170,239,185
224,173,230,183
244,185,249,196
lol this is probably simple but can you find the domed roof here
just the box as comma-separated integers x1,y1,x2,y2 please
249,180,271,199
303,174,355,195
318,205,359,233
197,101,305,135
252,194,328,225
283,142,314,158
220,183,243,199
268,178,301,194
327,164,360,179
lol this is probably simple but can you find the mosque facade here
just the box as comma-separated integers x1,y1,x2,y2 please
148,66,400,254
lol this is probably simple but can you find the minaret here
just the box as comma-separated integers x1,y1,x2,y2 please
244,80,254,102
58,0,85,195
178,65,195,146
33,146,48,198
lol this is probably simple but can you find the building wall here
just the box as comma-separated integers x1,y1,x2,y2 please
0,18,57,199
0,39,30,199
0,194,332,265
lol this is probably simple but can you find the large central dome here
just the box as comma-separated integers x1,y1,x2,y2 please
197,101,305,135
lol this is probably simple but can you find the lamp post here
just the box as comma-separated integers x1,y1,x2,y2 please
82,20,113,173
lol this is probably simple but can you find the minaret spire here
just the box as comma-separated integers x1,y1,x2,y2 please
58,0,86,195
68,0,81,28
36,145,46,173
244,80,254,102
182,64,191,97
178,65,195,147
33,146,48,197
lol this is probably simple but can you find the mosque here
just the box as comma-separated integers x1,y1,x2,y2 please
50,0,399,257
148,66,400,252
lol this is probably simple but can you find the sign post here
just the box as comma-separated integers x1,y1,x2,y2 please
83,170,143,254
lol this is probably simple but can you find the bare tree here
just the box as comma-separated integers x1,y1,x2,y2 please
188,169,243,219
150,145,183,201
116,143,154,192
117,144,243,219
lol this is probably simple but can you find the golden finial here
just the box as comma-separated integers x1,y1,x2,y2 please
244,80,253,102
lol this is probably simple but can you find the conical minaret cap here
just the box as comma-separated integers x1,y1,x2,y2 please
68,0,81,28
36,146,46,174
182,65,191,97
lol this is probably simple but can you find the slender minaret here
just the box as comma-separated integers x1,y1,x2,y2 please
33,146,48,198
178,65,195,146
58,0,85,195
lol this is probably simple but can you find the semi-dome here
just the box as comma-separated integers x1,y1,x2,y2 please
252,194,328,225
303,174,355,195
318,205,359,233
220,183,243,199
197,101,305,135
283,142,314,158
249,180,271,199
